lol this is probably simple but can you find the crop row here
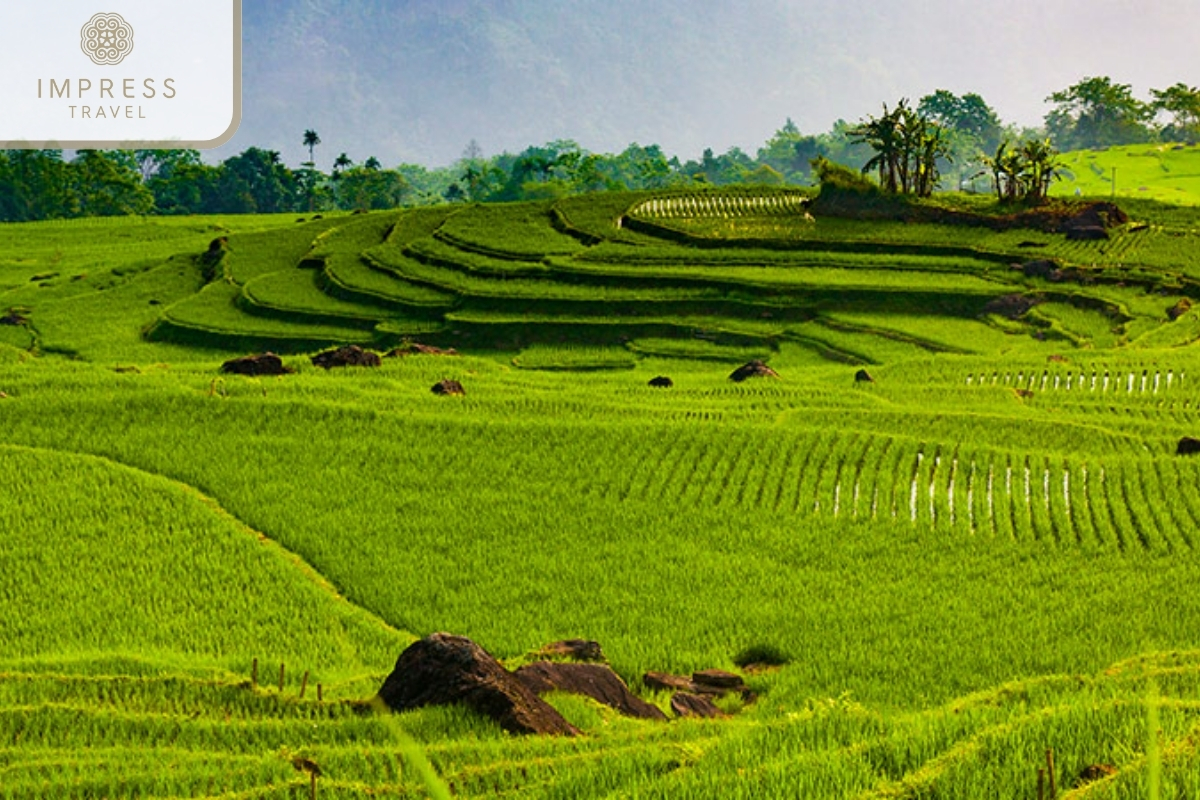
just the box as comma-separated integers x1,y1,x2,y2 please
630,191,809,219
966,367,1186,394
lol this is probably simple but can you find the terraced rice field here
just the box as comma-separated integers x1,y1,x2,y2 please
3,188,1200,796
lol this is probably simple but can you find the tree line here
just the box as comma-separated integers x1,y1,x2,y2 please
0,76,1196,222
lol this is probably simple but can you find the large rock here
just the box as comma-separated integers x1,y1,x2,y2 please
729,360,779,382
648,376,674,388
377,633,578,736
516,662,666,721
1177,437,1200,456
644,671,696,693
220,353,292,376
432,379,466,396
311,345,381,369
692,669,746,692
670,692,726,719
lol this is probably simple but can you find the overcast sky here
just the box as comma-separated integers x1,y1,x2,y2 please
208,0,1200,168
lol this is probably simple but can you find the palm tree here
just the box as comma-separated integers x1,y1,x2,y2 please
850,103,904,193
913,120,952,198
302,129,321,166
332,152,352,179
1019,139,1062,202
364,156,381,171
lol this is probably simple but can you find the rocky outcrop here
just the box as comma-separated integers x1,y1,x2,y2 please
311,345,381,369
670,692,725,719
377,633,578,736
729,360,779,382
515,662,666,720
220,353,293,376
431,379,466,396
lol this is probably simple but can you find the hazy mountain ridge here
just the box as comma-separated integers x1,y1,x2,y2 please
213,0,1198,169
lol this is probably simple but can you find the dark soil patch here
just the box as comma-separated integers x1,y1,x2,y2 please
311,345,381,369
729,360,779,382
1075,763,1117,786
982,294,1042,320
220,353,293,376
812,192,1130,234
432,379,465,396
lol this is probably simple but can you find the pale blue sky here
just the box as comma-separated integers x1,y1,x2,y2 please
210,0,1200,167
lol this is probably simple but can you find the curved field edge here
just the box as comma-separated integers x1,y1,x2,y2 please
0,442,407,680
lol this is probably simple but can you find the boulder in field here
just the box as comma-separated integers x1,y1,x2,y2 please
691,669,746,692
311,345,381,369
670,692,726,719
432,379,465,396
648,376,674,388
644,671,695,693
729,360,779,382
515,662,666,721
534,639,605,662
854,369,874,383
1177,437,1200,456
377,633,578,736
220,353,293,376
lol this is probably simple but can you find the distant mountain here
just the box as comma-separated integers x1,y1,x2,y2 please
209,0,1198,169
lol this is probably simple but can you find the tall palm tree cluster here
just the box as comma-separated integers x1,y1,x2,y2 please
978,139,1062,203
848,100,951,197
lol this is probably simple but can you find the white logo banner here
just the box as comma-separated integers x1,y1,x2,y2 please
0,1,241,148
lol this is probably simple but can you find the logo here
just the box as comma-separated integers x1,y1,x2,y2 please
80,12,134,66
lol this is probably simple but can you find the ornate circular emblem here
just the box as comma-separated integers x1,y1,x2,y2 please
80,12,134,66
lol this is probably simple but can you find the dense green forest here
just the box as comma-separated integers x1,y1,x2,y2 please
1,77,1196,221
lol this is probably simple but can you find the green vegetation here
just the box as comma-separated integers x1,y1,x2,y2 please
6,187,1200,796
1053,143,1200,206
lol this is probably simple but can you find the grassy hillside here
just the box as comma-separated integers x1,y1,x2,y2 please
1052,142,1200,206
3,190,1200,796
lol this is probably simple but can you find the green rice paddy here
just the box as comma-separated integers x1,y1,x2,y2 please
3,184,1200,796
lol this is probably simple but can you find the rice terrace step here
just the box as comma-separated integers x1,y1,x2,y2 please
4,184,1200,796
